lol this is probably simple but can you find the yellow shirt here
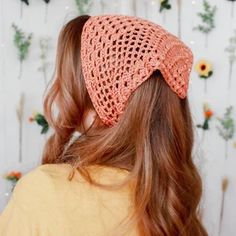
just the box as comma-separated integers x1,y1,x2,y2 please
0,163,138,236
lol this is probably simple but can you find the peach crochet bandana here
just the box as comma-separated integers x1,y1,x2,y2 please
81,15,194,126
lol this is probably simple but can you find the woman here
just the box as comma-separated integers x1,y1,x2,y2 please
0,15,208,236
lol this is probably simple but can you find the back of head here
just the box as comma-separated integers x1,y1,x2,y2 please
42,15,207,236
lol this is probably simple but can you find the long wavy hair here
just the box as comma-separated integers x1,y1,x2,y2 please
42,15,208,236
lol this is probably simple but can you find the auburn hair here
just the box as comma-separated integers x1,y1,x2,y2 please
42,15,208,236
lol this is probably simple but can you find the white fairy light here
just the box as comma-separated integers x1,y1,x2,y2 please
65,5,70,10
190,40,195,45
192,0,196,5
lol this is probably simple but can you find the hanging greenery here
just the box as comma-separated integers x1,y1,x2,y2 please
12,23,33,79
159,0,172,24
3,171,22,182
21,0,29,5
218,177,229,236
42,0,51,23
20,0,29,18
159,0,171,12
3,171,22,192
29,112,49,134
75,0,93,15
132,0,137,16
195,59,213,93
193,0,217,47
227,0,236,18
225,30,236,89
197,103,214,131
16,93,25,163
177,0,182,38
197,103,214,145
216,106,235,159
38,37,51,86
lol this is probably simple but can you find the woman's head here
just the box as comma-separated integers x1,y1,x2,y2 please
42,15,207,236
81,15,193,126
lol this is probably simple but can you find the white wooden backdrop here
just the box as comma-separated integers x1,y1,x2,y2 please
0,0,236,235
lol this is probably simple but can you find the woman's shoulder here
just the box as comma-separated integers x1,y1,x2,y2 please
1,164,135,236
11,164,67,210
12,163,130,204
13,163,72,193
29,163,130,183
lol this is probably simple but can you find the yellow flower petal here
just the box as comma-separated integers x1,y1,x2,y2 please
195,59,213,77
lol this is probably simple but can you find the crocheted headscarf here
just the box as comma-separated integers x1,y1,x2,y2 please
81,15,194,126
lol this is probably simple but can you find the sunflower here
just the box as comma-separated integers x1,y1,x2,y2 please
195,59,213,79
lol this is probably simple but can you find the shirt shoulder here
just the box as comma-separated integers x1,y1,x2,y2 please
12,163,131,208
11,164,66,213
0,164,136,236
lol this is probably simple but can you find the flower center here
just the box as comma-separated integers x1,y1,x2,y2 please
201,65,206,71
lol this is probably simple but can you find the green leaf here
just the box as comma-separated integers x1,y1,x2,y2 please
193,0,217,35
75,0,92,15
41,124,49,134
202,119,209,130
216,106,235,141
34,113,49,134
159,0,172,12
21,0,29,6
12,23,33,62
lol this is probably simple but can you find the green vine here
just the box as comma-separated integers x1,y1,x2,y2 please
217,106,235,141
12,23,33,79
225,30,236,88
225,30,236,63
75,0,92,15
193,0,217,47
194,0,217,34
38,37,51,85
216,106,235,159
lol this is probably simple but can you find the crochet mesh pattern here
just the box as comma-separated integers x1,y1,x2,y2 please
81,15,194,126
